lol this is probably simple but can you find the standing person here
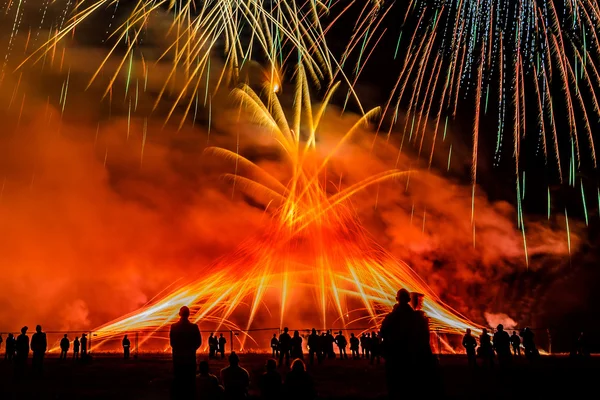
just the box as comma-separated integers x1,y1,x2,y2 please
170,306,202,399
208,333,217,359
335,331,348,359
462,329,477,367
122,335,131,359
325,330,335,359
349,333,359,360
493,324,512,366
218,334,227,360
73,336,80,360
380,288,416,399
369,332,380,365
319,332,328,361
278,327,292,367
270,334,279,358
60,334,70,360
307,329,321,365
360,333,369,359
0,333,3,353
15,326,30,380
283,359,316,400
510,330,521,357
220,352,250,399
522,327,538,360
80,333,88,357
291,331,303,360
479,328,494,367
259,359,282,400
31,325,47,377
5,333,15,361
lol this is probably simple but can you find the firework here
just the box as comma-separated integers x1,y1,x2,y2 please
87,67,479,351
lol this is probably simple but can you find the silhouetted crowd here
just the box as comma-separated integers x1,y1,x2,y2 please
2,288,593,400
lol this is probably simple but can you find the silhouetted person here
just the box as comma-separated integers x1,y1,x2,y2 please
220,352,249,399
493,324,511,366
307,329,321,365
510,330,521,357
325,330,335,359
5,333,15,361
259,359,282,400
479,328,494,367
369,332,380,364
521,327,538,360
577,332,589,357
335,331,348,359
270,334,279,358
170,306,202,399
380,288,416,399
15,326,30,380
284,359,316,400
73,336,80,360
278,327,292,366
291,331,303,360
123,335,131,359
80,333,88,357
60,334,70,360
319,332,327,361
209,333,217,359
218,334,227,359
349,333,359,359
463,329,477,367
196,361,223,400
0,333,2,352
360,332,369,359
31,325,47,377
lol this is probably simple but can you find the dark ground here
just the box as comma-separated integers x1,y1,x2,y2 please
1,353,598,399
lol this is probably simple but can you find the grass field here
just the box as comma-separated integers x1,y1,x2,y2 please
1,353,598,399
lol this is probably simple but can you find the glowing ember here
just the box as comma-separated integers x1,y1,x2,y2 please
90,68,480,350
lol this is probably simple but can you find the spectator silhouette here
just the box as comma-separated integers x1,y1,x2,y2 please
380,288,416,399
73,336,80,360
196,360,224,400
15,326,30,380
259,359,282,400
218,334,227,360
170,305,202,399
325,330,335,359
80,333,88,357
284,359,316,400
270,334,279,358
510,330,521,357
360,332,369,359
493,324,511,365
123,335,131,359
462,328,477,367
291,331,303,360
209,333,217,359
31,325,47,377
307,328,321,365
521,327,538,360
369,332,380,364
349,333,359,359
479,328,494,367
0,333,2,352
577,332,589,358
319,332,327,361
335,331,348,359
5,333,15,361
60,334,70,360
278,327,292,366
220,352,250,399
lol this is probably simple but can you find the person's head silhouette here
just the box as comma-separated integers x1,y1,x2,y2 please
266,358,277,372
311,328,316,334
21,326,28,334
283,327,289,333
497,324,504,332
229,352,240,367
396,288,411,305
291,358,306,373
351,333,355,337
198,360,210,375
466,328,471,335
36,325,42,333
179,306,190,320
64,334,68,338
294,330,299,337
